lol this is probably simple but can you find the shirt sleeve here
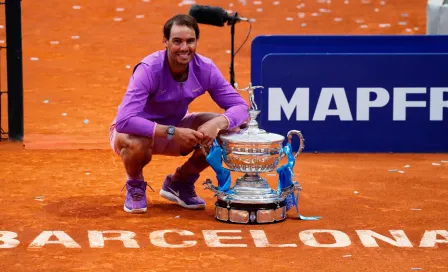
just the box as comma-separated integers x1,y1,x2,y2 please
114,63,157,138
207,61,249,130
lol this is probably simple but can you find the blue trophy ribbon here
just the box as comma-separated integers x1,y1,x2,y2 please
277,143,296,211
277,143,321,221
205,140,232,192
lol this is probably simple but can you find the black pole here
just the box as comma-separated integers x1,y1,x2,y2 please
5,0,24,141
229,14,236,88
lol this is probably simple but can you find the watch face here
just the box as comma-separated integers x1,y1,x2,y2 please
168,126,175,135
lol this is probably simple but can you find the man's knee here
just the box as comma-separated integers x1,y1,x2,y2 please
179,144,203,157
117,134,153,161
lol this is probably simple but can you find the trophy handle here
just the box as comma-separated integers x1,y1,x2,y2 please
287,130,305,160
199,144,209,156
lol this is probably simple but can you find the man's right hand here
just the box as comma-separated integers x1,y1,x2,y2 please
173,127,203,147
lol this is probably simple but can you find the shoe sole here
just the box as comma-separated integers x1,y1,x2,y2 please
160,189,205,210
123,205,147,213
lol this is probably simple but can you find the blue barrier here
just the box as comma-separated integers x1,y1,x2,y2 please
250,36,448,152
251,35,448,88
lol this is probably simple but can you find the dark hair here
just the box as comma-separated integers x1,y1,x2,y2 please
163,14,200,40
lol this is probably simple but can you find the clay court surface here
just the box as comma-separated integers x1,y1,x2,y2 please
1,0,447,271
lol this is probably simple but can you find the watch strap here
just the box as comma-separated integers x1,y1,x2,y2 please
167,125,175,140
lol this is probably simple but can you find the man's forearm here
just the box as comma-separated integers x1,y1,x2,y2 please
154,124,169,138
214,115,230,130
222,104,249,129
155,115,228,139
115,116,156,138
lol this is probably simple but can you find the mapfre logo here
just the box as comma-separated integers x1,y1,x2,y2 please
268,87,448,121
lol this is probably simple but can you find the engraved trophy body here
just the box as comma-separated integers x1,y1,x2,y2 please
202,83,307,224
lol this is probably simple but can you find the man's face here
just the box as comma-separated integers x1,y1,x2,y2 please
164,24,197,66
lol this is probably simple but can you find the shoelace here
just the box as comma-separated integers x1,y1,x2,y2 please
128,187,145,201
121,183,155,200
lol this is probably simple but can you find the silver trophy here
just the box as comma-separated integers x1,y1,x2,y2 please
201,83,306,224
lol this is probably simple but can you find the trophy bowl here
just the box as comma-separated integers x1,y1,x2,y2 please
218,110,304,173
219,130,285,173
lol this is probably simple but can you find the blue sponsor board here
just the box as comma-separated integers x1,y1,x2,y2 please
258,53,448,152
251,35,448,89
250,35,448,152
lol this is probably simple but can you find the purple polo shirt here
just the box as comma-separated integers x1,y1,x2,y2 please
114,50,249,138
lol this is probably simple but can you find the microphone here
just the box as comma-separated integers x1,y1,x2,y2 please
189,4,248,27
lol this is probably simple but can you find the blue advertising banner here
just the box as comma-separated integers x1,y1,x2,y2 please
251,35,448,89
258,53,448,152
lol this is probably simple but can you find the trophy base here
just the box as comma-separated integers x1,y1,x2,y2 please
211,174,287,224
217,173,284,204
214,200,287,224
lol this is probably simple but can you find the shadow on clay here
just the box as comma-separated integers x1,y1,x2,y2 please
43,196,215,221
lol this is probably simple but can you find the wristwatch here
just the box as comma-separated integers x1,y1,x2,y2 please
167,125,175,140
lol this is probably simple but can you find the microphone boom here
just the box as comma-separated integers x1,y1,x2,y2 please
189,5,228,27
189,4,248,27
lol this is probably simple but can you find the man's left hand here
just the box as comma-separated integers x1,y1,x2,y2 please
197,115,229,147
